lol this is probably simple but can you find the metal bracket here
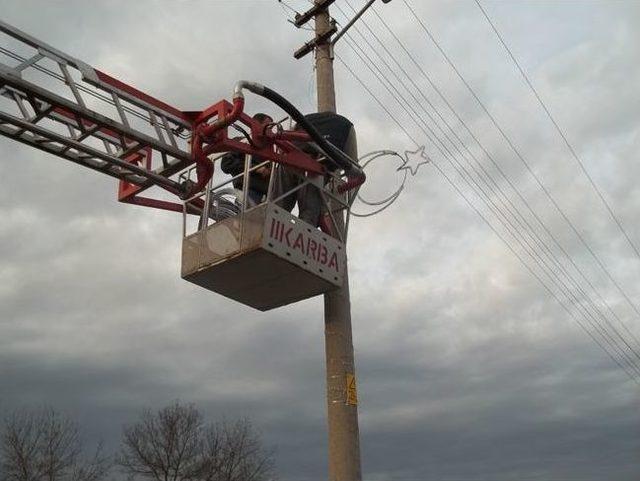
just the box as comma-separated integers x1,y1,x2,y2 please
294,22,338,60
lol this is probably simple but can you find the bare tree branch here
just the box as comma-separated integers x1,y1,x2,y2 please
213,420,273,481
117,404,273,481
117,403,204,481
0,408,110,481
71,441,110,481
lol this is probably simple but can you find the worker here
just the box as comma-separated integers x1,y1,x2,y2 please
220,113,273,206
275,112,357,228
274,167,322,226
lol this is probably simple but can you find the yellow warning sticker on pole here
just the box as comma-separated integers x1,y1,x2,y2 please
346,373,358,406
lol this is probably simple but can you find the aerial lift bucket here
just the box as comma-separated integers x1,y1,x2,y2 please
180,112,358,310
182,201,346,311
0,17,362,310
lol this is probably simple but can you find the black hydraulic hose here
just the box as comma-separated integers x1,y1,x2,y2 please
240,82,363,175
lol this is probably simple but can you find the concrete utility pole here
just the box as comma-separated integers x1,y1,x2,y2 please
314,6,362,480
294,1,361,480
293,1,390,478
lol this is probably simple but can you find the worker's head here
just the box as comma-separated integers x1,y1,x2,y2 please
253,112,273,125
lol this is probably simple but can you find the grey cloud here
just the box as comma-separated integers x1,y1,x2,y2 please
2,1,640,480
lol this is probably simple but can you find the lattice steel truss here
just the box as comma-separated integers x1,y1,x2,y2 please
0,19,193,203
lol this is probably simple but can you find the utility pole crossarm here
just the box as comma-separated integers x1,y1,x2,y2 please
293,0,337,27
293,22,338,59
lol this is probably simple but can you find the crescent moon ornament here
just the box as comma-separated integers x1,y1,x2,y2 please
349,150,407,218
349,147,430,218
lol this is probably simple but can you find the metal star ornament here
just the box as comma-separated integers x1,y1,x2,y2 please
397,145,431,175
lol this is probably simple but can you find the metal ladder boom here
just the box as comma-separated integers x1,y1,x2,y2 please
0,19,194,199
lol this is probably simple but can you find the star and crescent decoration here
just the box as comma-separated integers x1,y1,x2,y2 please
397,145,431,176
352,145,431,217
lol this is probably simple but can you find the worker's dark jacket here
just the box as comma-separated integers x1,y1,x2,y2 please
299,112,355,169
302,112,354,153
220,152,270,194
276,112,357,226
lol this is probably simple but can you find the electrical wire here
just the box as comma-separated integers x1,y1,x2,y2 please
344,2,640,369
474,0,640,264
277,0,300,16
468,0,640,341
397,0,640,366
400,0,638,323
334,10,640,380
362,1,640,363
277,0,316,31
335,51,640,385
274,1,640,382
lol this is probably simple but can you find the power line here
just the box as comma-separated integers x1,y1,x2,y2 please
273,0,640,383
333,7,640,381
334,51,640,385
399,0,639,322
336,1,640,375
337,34,640,379
468,0,640,341
400,0,640,360
474,0,640,264
276,0,315,31
367,3,640,351
363,1,640,363
277,0,300,16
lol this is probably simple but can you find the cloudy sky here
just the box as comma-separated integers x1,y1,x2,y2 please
1,1,640,480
